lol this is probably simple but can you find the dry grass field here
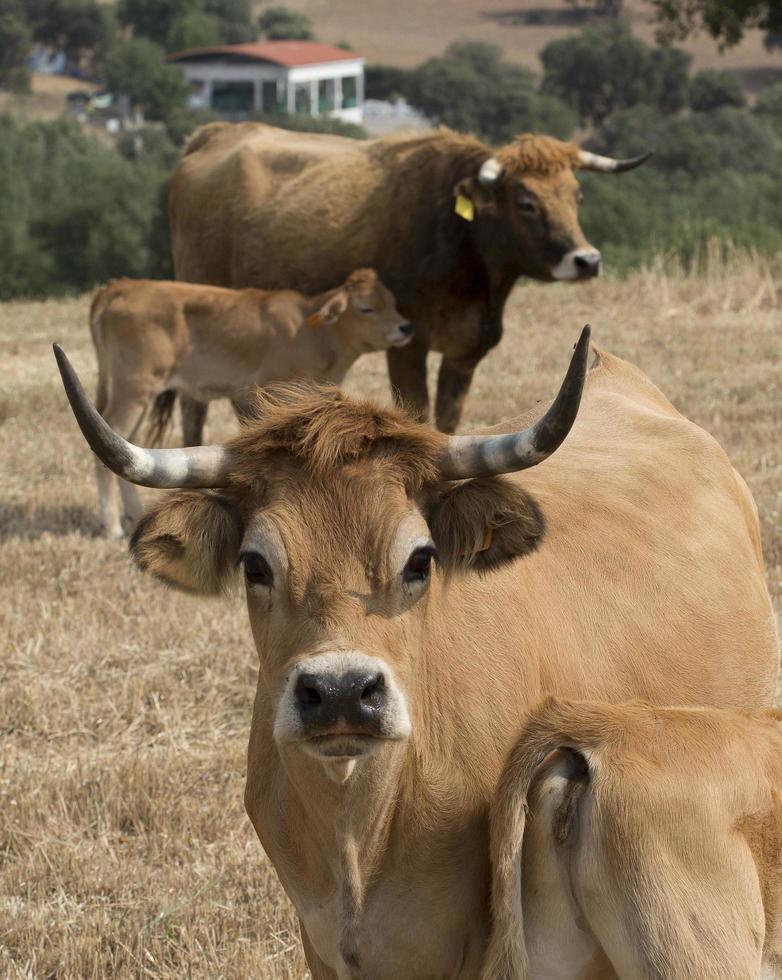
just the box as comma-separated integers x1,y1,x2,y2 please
1,251,780,978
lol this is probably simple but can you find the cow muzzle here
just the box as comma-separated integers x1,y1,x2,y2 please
551,248,601,281
274,652,411,759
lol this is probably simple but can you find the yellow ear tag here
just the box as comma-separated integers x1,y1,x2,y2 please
455,193,474,222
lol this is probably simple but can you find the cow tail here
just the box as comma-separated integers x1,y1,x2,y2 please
482,698,595,980
146,390,177,448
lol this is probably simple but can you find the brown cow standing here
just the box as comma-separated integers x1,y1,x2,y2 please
54,332,778,979
485,698,782,980
88,269,411,538
169,123,648,434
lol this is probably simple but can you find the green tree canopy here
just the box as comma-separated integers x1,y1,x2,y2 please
0,1,32,92
257,5,314,40
105,37,188,121
689,69,746,111
649,0,782,47
540,20,690,125
117,0,195,42
167,11,221,51
406,41,577,141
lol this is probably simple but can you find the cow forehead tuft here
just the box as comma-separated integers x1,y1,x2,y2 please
225,382,446,490
498,134,580,177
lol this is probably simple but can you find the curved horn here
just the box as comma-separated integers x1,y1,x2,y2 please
53,344,234,489
577,150,651,174
438,325,591,480
478,156,504,186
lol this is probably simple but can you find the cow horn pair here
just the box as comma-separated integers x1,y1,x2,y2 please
476,151,650,185
53,325,590,487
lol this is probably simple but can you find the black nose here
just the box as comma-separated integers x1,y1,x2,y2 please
399,322,414,337
574,251,601,278
294,670,387,733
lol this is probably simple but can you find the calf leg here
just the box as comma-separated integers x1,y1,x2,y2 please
435,357,477,434
180,395,208,447
97,396,150,538
386,337,429,423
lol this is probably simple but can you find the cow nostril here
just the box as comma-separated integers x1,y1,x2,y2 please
301,685,322,706
574,252,600,272
361,673,385,703
399,323,414,336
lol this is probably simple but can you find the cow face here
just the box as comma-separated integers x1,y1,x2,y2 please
129,395,545,781
452,135,647,283
55,330,586,786
309,268,413,351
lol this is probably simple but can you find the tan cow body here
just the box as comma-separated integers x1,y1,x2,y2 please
55,337,778,979
89,270,410,537
485,698,782,980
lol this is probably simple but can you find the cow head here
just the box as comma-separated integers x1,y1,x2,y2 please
308,267,413,351
453,135,649,282
54,327,588,784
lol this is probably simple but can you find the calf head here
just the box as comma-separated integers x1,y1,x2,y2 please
54,327,589,785
308,268,413,352
454,134,649,282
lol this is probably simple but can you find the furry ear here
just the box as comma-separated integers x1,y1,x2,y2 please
130,491,243,594
308,290,349,328
429,477,545,574
453,176,497,217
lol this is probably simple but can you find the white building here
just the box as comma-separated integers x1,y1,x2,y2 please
168,40,365,124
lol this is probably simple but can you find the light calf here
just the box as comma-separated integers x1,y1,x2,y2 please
89,269,411,537
485,697,782,980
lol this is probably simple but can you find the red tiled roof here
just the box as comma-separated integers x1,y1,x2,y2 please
167,41,362,68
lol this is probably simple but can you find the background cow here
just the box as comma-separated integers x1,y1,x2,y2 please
485,697,782,980
89,269,410,538
169,122,648,435
54,331,777,979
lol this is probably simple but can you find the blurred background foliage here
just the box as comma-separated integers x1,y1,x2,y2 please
1,1,782,298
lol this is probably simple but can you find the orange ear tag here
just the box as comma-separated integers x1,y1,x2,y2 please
455,194,474,222
307,313,325,330
459,526,494,557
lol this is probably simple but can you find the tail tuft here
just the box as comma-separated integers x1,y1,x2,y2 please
146,390,177,447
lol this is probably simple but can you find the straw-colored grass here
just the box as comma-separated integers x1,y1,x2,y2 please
1,250,780,977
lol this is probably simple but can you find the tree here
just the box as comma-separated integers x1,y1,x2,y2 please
204,0,255,42
648,0,782,47
689,69,746,111
258,5,314,40
0,2,31,92
167,11,221,50
540,20,690,124
29,0,109,64
117,0,196,43
754,80,782,133
105,37,188,121
406,41,577,141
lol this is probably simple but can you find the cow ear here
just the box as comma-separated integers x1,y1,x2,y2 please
130,491,243,594
428,477,545,574
453,177,496,216
308,290,349,328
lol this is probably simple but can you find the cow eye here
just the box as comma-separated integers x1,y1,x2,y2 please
359,307,375,315
518,198,538,216
402,546,437,584
241,552,274,588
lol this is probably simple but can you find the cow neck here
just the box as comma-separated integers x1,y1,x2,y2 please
275,742,410,960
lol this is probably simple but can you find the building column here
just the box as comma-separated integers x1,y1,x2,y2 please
310,78,318,115
253,78,262,112
356,71,364,108
204,78,213,109
286,74,295,113
335,76,343,111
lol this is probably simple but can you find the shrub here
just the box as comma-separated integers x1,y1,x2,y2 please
257,5,313,40
689,69,746,111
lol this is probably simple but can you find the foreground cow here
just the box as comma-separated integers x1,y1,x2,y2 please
169,122,648,435
485,697,782,980
89,269,410,538
54,329,777,979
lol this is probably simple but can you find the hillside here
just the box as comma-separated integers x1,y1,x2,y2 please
260,0,782,88
1,253,779,976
